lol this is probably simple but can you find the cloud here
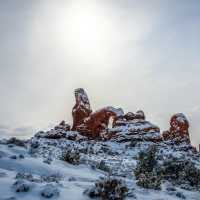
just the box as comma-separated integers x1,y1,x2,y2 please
151,111,167,119
182,106,200,117
0,125,37,139
0,125,10,129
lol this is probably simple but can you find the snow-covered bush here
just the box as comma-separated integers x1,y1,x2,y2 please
163,156,186,181
60,148,81,165
68,176,77,181
176,162,200,187
10,155,17,159
166,184,176,191
41,185,59,198
79,147,88,154
135,171,162,190
43,157,52,164
84,176,136,200
41,172,63,183
41,186,53,198
19,154,24,159
16,172,33,180
167,190,186,199
7,137,24,147
30,140,40,148
96,160,110,173
16,183,29,192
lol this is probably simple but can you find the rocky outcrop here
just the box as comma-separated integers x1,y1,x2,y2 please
71,88,92,131
109,110,163,143
163,113,190,145
35,121,80,140
163,113,196,152
34,89,196,152
82,106,124,140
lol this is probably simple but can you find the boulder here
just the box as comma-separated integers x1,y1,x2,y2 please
71,88,92,131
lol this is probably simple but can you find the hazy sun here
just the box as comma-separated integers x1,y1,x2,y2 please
65,2,109,46
70,13,100,43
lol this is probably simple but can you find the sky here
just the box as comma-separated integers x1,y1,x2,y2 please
0,0,200,148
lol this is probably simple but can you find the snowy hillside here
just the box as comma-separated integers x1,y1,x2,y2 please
0,137,200,200
0,88,200,199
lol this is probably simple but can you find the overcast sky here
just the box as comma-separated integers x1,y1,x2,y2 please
0,0,200,148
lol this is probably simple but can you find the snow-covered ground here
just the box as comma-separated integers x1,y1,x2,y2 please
0,138,200,200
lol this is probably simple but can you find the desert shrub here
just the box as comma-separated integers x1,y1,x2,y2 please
19,154,24,159
7,137,24,147
68,176,77,181
16,183,29,192
41,186,53,198
30,140,40,148
43,157,52,164
79,147,88,154
135,171,162,190
60,148,81,165
176,162,200,187
163,156,187,181
16,172,33,180
28,147,38,157
167,190,186,199
96,160,110,173
84,176,136,200
129,141,137,148
136,144,159,173
10,155,17,159
41,172,63,183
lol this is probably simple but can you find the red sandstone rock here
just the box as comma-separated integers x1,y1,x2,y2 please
60,120,65,126
34,89,195,152
163,113,191,145
83,106,124,140
134,110,145,120
71,88,92,131
108,110,162,143
124,112,135,121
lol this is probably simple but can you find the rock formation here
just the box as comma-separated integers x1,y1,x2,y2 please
162,113,196,152
35,88,196,152
82,106,124,140
35,121,76,140
163,113,190,145
71,88,92,131
108,110,163,142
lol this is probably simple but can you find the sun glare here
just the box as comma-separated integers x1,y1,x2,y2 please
64,2,110,47
70,13,100,43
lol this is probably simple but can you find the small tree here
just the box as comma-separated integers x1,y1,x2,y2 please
61,148,81,165
136,144,158,173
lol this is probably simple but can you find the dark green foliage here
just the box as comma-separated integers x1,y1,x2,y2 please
7,137,24,147
177,162,200,186
135,171,162,190
136,144,158,173
61,148,81,165
85,176,135,200
163,156,187,181
163,155,200,189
